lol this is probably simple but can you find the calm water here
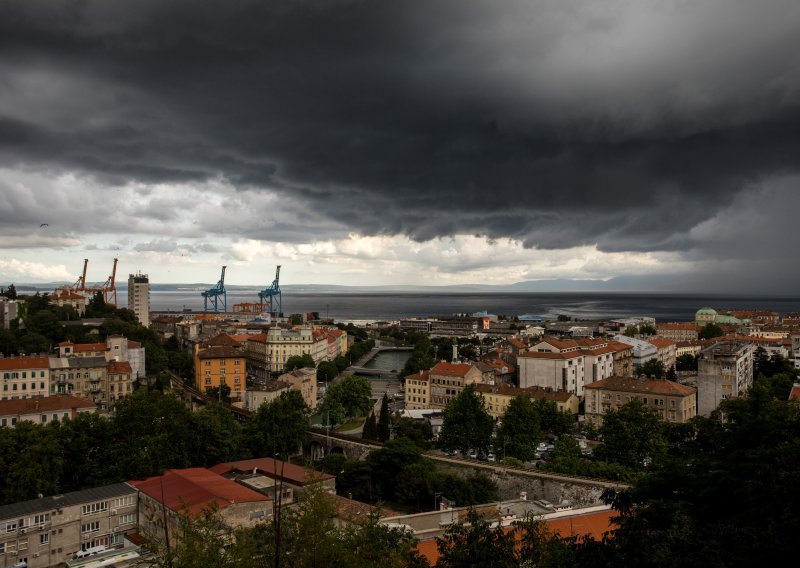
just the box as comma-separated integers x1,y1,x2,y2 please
363,351,412,371
120,290,800,322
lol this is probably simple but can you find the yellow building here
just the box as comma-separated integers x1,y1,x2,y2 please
473,384,580,419
404,370,430,410
584,375,697,426
194,345,246,396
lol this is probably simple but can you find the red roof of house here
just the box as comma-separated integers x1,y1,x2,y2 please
128,340,142,348
658,323,698,331
789,384,800,402
430,361,477,378
474,383,575,403
517,351,583,360
585,376,696,396
415,509,616,565
207,333,243,347
0,395,95,416
108,361,133,373
404,370,430,382
647,338,676,349
209,458,334,487
197,346,243,359
74,343,108,353
129,468,269,517
538,337,580,350
0,355,50,371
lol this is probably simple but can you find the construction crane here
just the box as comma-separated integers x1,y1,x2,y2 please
258,265,282,316
100,258,118,306
71,259,89,292
202,266,227,312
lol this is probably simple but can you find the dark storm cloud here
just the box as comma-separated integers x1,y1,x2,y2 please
1,0,800,253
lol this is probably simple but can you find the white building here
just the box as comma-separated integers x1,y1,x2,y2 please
697,342,754,416
612,335,658,368
0,298,21,330
127,272,150,327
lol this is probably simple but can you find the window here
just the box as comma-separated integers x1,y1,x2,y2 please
81,521,100,534
112,495,135,508
41,415,47,423
40,533,49,545
82,501,108,515
119,513,136,525
6,520,17,532
40,382,45,389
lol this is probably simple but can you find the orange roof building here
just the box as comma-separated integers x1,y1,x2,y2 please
585,375,697,425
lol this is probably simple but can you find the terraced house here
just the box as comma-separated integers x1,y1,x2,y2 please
0,355,49,401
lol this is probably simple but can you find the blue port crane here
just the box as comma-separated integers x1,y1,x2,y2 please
258,265,282,316
202,265,227,312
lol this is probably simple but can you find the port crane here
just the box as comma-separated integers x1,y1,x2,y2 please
202,266,227,312
100,258,118,306
71,259,89,292
258,265,282,316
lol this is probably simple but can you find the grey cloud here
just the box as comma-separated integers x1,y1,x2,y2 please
133,238,179,252
0,0,799,259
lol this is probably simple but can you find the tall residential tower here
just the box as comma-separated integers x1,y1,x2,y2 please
127,272,150,327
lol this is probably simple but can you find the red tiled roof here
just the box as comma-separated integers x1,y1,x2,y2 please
74,343,108,353
207,333,242,347
606,341,634,353
658,323,698,331
209,458,334,487
0,355,50,370
197,345,243,359
0,395,95,416
108,361,133,373
245,333,270,343
518,351,583,360
415,509,616,565
539,337,579,350
585,376,696,396
404,370,430,382
129,468,269,517
474,383,575,402
430,361,477,378
128,340,142,348
647,338,676,349
789,384,800,402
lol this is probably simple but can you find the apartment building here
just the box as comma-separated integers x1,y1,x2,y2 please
473,384,579,419
519,337,616,396
404,370,430,410
49,357,109,407
193,345,246,396
0,355,50,401
0,298,21,330
0,395,96,428
656,322,699,342
49,287,88,316
647,337,677,371
57,336,146,382
130,468,271,543
584,375,697,426
612,335,658,368
278,367,318,410
428,362,482,409
517,351,585,395
607,341,635,377
697,342,754,416
127,272,150,327
241,381,292,411
0,483,137,568
245,327,327,378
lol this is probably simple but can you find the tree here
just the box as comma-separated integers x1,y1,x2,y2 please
675,353,697,372
317,361,339,383
552,435,581,461
436,509,517,568
496,396,542,461
2,283,17,299
283,353,315,373
362,412,378,441
636,359,665,379
321,375,372,422
377,394,391,442
638,324,657,336
205,384,232,404
534,399,574,437
593,399,666,469
245,390,310,458
289,313,304,325
439,384,494,453
191,403,245,466
698,322,724,339
392,416,434,450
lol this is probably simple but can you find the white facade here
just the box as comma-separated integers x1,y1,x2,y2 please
518,352,586,396
127,272,150,327
612,335,658,368
697,342,754,416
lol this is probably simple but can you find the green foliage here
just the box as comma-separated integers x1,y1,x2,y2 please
85,291,115,318
317,361,339,383
377,394,391,442
638,324,657,336
1,283,17,299
245,390,310,458
496,395,543,461
552,435,581,461
362,411,378,441
191,403,246,467
593,399,666,469
315,453,348,475
320,375,372,424
698,322,724,339
675,353,698,372
439,384,494,453
402,334,435,376
392,416,434,450
289,313,304,325
636,359,666,379
205,383,232,403
436,509,517,567
283,353,315,372
534,398,575,436
501,456,524,468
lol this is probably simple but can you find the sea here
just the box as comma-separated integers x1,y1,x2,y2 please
116,289,800,323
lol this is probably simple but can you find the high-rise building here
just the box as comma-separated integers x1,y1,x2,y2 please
697,341,754,416
127,272,150,327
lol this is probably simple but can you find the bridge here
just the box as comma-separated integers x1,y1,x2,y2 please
305,429,382,461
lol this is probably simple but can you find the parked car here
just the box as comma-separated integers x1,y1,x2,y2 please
487,453,496,462
468,449,478,459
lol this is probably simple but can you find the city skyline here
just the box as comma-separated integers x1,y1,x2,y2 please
2,1,799,293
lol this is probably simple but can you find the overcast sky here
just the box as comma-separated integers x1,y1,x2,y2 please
1,0,799,293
